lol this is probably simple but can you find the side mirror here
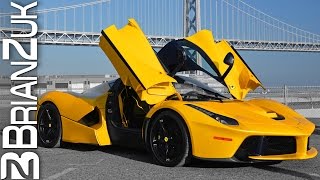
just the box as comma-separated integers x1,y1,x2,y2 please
224,53,234,66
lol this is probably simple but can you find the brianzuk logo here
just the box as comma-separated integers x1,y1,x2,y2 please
1,1,39,179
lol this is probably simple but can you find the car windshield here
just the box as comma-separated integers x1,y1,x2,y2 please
156,39,233,101
174,74,231,101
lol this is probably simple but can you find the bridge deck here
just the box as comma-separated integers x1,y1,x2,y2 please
1,28,320,51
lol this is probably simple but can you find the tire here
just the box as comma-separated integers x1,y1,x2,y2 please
148,111,191,167
37,103,62,148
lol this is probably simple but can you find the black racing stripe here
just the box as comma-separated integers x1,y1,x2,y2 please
101,30,146,90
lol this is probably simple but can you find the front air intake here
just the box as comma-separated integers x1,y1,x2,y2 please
235,136,296,161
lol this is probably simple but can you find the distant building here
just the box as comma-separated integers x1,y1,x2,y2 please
1,74,224,95
37,74,119,94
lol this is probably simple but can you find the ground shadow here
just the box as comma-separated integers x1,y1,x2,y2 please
61,142,100,152
0,133,251,168
253,165,316,180
57,142,256,168
99,145,153,164
60,142,153,164
188,159,254,168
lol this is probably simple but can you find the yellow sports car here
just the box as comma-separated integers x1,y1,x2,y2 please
37,19,317,167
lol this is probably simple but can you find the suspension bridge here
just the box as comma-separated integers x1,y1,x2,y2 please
0,0,319,52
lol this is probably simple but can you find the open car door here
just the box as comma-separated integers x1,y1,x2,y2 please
184,30,263,100
99,19,177,104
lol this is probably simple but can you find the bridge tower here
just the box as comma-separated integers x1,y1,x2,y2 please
183,0,202,69
183,0,201,37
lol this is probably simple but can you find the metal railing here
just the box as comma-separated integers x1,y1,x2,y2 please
1,85,319,116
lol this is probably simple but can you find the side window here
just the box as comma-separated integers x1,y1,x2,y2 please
182,46,215,75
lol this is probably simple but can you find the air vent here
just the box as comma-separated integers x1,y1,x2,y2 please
272,113,285,120
267,111,285,120
79,107,100,127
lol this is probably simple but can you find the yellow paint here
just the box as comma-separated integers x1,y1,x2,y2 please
36,19,317,162
185,30,263,99
38,91,111,146
99,19,177,105
249,147,317,160
38,91,94,121
61,116,99,144
146,99,317,159
164,137,169,142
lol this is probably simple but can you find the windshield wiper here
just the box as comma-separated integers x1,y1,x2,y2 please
182,91,225,102
204,90,229,99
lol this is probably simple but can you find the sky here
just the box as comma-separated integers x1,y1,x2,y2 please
0,0,320,86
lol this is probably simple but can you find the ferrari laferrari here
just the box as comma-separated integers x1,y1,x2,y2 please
37,19,317,166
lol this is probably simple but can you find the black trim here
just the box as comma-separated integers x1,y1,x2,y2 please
78,107,100,127
176,39,262,89
176,39,222,77
221,65,233,80
175,39,228,88
157,40,222,83
193,155,281,164
235,136,296,161
193,156,245,163
230,45,263,85
186,104,239,125
101,30,146,90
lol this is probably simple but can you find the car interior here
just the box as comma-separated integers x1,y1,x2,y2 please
106,40,219,130
106,79,150,130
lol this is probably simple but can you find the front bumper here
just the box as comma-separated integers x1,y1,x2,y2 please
190,121,318,162
234,135,318,161
249,147,317,160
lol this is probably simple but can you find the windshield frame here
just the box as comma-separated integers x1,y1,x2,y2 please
174,74,230,100
175,39,222,78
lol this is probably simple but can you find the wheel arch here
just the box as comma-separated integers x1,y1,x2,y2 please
143,107,193,155
38,91,111,146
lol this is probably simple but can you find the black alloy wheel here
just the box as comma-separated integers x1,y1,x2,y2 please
37,103,62,148
149,111,191,167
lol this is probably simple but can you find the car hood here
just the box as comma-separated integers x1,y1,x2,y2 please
188,99,312,128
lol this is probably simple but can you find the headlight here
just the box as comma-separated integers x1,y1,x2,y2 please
186,104,239,125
